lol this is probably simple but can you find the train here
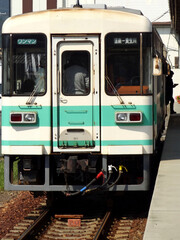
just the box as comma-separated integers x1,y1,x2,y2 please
1,4,167,196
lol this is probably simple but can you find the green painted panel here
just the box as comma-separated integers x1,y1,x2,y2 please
59,106,93,127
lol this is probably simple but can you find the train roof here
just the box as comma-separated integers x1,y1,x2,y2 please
76,4,143,15
2,7,152,35
108,7,142,15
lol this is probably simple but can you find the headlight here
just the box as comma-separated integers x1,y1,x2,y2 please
115,112,142,123
116,113,128,122
24,113,36,122
10,112,37,124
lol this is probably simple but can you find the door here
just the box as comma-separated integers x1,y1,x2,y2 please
52,36,100,152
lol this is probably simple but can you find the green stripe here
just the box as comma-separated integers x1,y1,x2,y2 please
2,104,153,127
2,140,51,146
102,139,153,146
2,139,153,146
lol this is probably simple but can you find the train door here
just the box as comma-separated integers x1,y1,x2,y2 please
52,36,100,152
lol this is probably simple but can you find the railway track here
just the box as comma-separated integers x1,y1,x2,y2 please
1,194,147,240
1,200,48,240
107,217,134,239
2,208,111,240
1,210,145,240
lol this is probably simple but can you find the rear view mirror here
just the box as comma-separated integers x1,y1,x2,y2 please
153,57,162,76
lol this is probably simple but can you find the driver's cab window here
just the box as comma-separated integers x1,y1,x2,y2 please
62,51,90,96
105,33,141,95
2,34,47,96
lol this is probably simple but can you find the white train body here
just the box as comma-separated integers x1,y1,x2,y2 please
2,7,166,192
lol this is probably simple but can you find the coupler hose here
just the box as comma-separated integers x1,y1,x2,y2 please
96,165,114,191
65,171,104,197
106,165,127,190
83,165,118,194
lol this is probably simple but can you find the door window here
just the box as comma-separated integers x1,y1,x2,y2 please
62,51,90,96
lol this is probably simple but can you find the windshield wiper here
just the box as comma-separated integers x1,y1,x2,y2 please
26,79,42,105
105,75,124,104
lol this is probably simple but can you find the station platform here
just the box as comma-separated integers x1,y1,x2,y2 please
144,113,180,239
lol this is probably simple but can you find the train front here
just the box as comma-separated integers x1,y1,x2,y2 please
1,8,166,194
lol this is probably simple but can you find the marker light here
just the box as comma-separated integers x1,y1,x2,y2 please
11,113,22,122
115,112,142,123
10,112,37,124
130,113,141,122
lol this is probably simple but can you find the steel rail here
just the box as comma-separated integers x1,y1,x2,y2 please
93,211,112,240
17,209,50,240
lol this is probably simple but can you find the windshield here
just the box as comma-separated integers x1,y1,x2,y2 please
2,34,47,96
105,33,151,95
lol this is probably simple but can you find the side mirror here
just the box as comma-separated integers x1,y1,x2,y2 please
167,63,171,75
153,57,162,76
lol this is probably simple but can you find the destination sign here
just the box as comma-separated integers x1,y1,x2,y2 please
114,37,137,45
17,39,37,45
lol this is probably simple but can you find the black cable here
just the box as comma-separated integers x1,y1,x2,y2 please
105,170,122,190
65,171,104,197
81,172,112,195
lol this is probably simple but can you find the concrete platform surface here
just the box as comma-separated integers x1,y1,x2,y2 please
144,114,180,240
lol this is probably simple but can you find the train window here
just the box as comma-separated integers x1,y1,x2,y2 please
2,34,10,96
62,51,90,96
143,33,152,94
105,33,152,95
2,34,47,96
105,33,140,95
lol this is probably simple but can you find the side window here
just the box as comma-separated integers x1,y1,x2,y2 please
62,51,90,96
143,33,152,93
